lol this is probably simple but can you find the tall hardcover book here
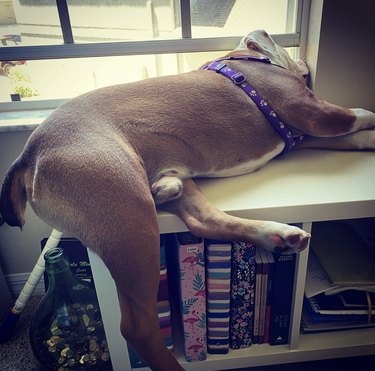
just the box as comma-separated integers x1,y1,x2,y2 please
205,240,232,354
269,253,296,345
252,248,263,344
158,235,174,351
176,232,207,362
229,242,256,349
264,250,275,344
258,248,270,344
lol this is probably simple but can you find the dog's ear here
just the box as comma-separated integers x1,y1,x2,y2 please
246,39,264,52
296,59,310,84
296,59,309,75
241,30,277,56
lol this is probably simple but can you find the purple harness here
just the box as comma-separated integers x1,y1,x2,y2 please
201,56,304,156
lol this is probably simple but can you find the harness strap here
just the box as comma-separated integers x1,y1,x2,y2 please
201,57,304,156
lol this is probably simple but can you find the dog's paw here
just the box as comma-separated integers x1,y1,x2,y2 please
256,221,310,254
351,130,375,150
351,109,375,131
151,176,183,204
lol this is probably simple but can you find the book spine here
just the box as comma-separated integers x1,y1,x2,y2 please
177,233,207,362
269,253,296,345
258,248,269,344
158,236,173,350
206,240,232,354
252,248,263,344
264,250,274,344
229,242,256,349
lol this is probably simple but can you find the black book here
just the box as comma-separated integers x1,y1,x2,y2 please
268,253,296,345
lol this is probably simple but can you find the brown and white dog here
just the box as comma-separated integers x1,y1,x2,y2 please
1,30,374,370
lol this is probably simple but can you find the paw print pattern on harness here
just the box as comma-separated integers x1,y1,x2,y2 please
201,56,305,156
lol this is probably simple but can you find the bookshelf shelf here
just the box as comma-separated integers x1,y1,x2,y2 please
88,149,375,370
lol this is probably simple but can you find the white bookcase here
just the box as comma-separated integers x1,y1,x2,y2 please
88,149,375,371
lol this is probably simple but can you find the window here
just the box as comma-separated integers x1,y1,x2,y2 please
0,0,309,109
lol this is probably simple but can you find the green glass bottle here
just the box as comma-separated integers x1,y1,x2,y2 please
29,247,111,370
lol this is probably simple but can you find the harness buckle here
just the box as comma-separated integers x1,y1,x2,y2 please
214,63,226,72
231,72,245,85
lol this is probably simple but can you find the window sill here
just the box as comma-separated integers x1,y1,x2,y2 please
0,109,54,132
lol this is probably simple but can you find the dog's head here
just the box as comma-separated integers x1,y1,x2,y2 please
237,30,309,82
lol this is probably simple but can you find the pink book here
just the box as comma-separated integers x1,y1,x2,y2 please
176,232,207,362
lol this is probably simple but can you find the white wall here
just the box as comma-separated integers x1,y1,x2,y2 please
1,0,374,293
307,0,375,111
0,131,52,278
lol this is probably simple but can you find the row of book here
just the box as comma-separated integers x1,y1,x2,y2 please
302,219,375,334
167,232,297,363
42,218,375,366
43,233,297,366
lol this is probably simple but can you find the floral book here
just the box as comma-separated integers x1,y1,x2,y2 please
229,241,256,349
176,232,207,362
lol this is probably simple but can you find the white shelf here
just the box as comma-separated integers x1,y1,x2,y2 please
158,150,375,232
89,150,375,370
134,328,375,371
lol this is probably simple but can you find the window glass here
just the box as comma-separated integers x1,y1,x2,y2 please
0,51,225,102
67,0,181,42
0,0,301,104
0,0,63,47
0,47,298,103
0,0,182,47
0,1,298,47
191,0,297,38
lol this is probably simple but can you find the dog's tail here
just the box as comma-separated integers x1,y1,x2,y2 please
0,159,28,228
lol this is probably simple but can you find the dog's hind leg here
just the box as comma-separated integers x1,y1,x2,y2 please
96,219,182,371
161,178,310,254
81,175,182,370
28,149,182,371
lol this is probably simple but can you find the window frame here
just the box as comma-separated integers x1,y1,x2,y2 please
0,0,310,111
